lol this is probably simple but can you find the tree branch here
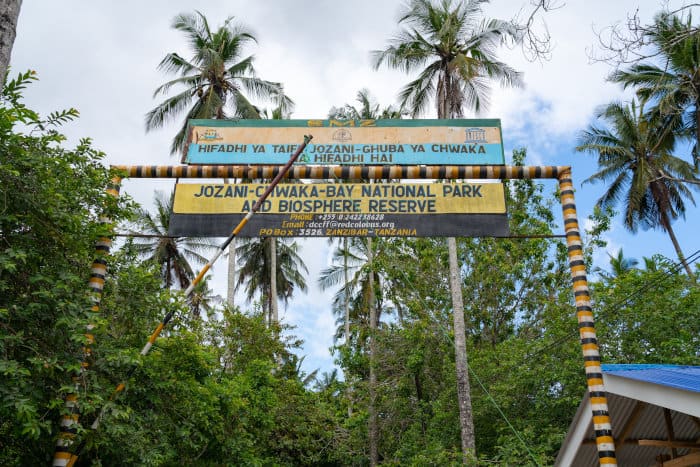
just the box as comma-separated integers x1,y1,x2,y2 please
510,0,565,62
589,3,700,68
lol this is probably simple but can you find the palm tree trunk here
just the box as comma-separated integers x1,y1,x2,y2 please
448,236,476,461
661,211,693,276
227,240,236,307
442,94,477,461
165,257,172,288
269,237,278,323
0,0,22,83
344,237,350,349
344,236,353,417
367,236,379,466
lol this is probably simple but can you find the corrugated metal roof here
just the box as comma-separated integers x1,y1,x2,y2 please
555,365,700,466
602,364,700,393
563,393,700,466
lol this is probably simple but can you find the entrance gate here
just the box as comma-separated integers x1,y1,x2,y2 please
52,160,617,466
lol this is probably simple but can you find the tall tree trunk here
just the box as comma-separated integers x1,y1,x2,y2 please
269,237,278,324
448,236,476,462
227,240,236,307
344,236,353,417
0,0,21,84
367,237,379,466
441,95,476,461
661,211,693,276
344,237,350,348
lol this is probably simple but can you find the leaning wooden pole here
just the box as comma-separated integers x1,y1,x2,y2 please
558,170,617,466
52,177,122,467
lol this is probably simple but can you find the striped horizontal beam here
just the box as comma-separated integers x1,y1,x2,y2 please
113,164,570,180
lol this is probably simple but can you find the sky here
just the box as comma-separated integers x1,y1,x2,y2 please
10,0,700,376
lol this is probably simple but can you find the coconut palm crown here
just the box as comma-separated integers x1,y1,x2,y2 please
235,237,308,320
145,11,292,155
576,100,697,275
371,0,523,118
130,190,219,288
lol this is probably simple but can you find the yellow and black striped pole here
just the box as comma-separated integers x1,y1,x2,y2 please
558,170,617,466
52,177,122,467
70,135,312,462
112,164,570,181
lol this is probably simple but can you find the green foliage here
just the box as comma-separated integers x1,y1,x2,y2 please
0,71,133,464
78,272,344,466
592,255,700,363
609,10,700,163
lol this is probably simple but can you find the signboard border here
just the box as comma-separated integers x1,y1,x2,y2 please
182,118,505,165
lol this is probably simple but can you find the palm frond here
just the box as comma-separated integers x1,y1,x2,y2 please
156,52,199,77
398,62,439,117
144,88,195,131
151,74,201,98
237,76,285,102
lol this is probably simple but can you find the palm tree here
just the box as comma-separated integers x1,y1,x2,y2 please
576,100,697,276
319,237,386,341
145,11,293,306
187,275,223,318
131,190,219,289
229,101,299,324
372,0,522,460
145,10,293,155
314,369,340,393
594,249,639,281
326,89,402,425
261,102,296,324
372,0,522,118
329,88,405,120
236,237,308,324
609,11,700,164
327,88,401,353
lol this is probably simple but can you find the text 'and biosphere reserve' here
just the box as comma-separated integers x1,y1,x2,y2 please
169,182,509,238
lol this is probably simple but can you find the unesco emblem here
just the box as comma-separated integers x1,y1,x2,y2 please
464,128,486,143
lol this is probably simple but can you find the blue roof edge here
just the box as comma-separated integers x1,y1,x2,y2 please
602,364,694,372
602,364,700,393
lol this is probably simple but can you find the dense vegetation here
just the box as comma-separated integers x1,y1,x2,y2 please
1,2,699,465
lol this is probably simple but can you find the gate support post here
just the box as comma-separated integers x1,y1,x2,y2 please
558,169,617,466
52,176,122,467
